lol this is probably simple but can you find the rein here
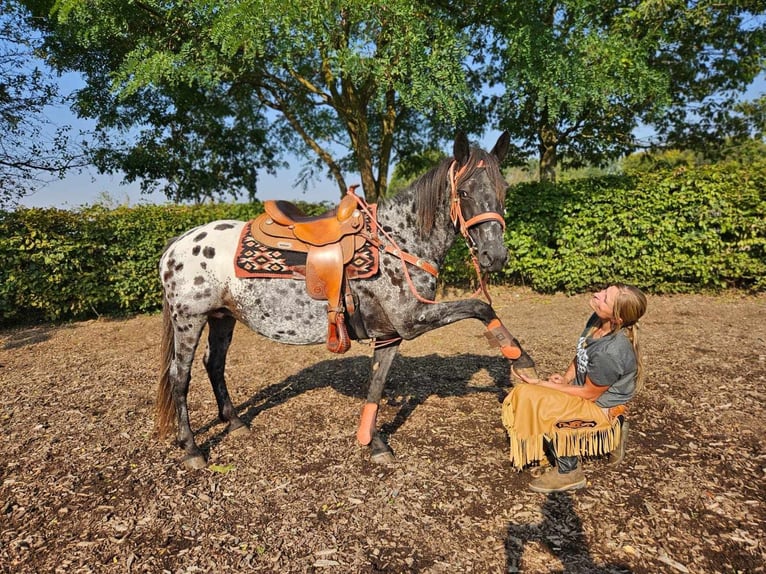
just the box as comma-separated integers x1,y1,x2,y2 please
347,157,505,306
346,186,438,304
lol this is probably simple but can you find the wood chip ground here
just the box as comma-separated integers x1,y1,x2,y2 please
1,288,764,573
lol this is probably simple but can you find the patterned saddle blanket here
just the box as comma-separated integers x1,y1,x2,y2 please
234,206,379,280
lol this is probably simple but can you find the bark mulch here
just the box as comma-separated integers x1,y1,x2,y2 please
1,288,764,573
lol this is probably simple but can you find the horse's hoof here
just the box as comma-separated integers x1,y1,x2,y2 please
370,450,396,465
369,434,395,464
182,454,207,470
228,422,250,438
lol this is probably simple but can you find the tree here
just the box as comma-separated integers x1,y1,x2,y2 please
483,0,765,181
643,2,765,153
386,148,446,195
0,1,78,207
26,0,477,203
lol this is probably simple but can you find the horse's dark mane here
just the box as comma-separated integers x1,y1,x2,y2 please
405,148,506,237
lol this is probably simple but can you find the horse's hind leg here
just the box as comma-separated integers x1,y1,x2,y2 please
357,340,401,464
170,314,209,469
204,314,249,437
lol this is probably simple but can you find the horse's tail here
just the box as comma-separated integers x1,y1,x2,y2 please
155,296,176,440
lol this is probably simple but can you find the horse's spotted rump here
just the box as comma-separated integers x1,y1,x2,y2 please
193,289,212,300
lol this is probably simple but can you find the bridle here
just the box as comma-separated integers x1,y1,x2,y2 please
448,159,506,254
447,159,506,304
348,157,506,305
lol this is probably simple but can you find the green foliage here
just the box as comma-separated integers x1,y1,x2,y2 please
486,0,671,178
500,160,766,293
0,202,263,325
621,148,698,175
2,159,763,326
622,138,766,175
27,0,475,204
440,240,474,287
646,3,766,151
482,0,764,180
0,2,78,207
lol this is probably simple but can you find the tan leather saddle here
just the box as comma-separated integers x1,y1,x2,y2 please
249,194,369,353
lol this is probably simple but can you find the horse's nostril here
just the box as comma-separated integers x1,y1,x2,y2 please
479,247,509,272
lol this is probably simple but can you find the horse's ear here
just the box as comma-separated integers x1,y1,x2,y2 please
453,132,470,166
491,131,510,163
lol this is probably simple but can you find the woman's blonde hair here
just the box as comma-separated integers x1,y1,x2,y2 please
613,284,648,391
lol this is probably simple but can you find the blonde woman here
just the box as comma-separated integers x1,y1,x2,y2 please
504,284,647,493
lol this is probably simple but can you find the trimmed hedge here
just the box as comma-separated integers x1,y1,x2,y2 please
0,200,339,326
498,160,765,293
1,160,763,326
0,203,254,325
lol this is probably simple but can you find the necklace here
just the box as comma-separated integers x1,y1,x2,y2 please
592,325,610,338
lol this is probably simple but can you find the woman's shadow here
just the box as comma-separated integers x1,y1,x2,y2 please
195,352,511,451
505,492,633,573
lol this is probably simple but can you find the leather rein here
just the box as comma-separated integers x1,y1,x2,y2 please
348,158,505,305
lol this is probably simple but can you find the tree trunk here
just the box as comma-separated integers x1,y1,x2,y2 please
538,123,559,183
347,116,380,204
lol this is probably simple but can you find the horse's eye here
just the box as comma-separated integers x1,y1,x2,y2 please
458,190,468,199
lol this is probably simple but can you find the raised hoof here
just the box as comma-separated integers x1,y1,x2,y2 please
370,450,396,465
227,422,251,438
182,454,208,470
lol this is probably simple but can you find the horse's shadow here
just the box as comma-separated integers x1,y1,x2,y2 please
195,353,511,452
506,493,633,573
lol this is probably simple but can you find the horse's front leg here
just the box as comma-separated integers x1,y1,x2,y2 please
357,339,401,464
399,299,536,372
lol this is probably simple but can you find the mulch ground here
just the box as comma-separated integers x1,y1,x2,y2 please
1,287,764,573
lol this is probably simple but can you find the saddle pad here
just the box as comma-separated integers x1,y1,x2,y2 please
234,216,379,280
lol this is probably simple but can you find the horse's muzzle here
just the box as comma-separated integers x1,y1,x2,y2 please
478,244,509,273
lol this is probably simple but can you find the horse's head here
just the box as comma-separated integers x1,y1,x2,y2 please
449,132,510,273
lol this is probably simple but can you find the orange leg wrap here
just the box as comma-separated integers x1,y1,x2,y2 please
356,403,379,446
486,318,522,360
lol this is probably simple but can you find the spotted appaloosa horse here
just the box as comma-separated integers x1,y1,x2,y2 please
155,132,537,469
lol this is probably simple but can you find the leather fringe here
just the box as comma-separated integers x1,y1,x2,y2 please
506,419,622,470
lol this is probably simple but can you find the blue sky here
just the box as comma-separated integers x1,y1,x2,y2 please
15,72,765,210
16,77,343,209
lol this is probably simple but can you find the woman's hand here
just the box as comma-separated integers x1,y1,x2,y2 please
512,367,571,387
547,373,568,385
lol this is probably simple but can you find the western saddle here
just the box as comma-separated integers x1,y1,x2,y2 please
248,193,369,354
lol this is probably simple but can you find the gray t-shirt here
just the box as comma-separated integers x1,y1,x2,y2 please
574,313,637,408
